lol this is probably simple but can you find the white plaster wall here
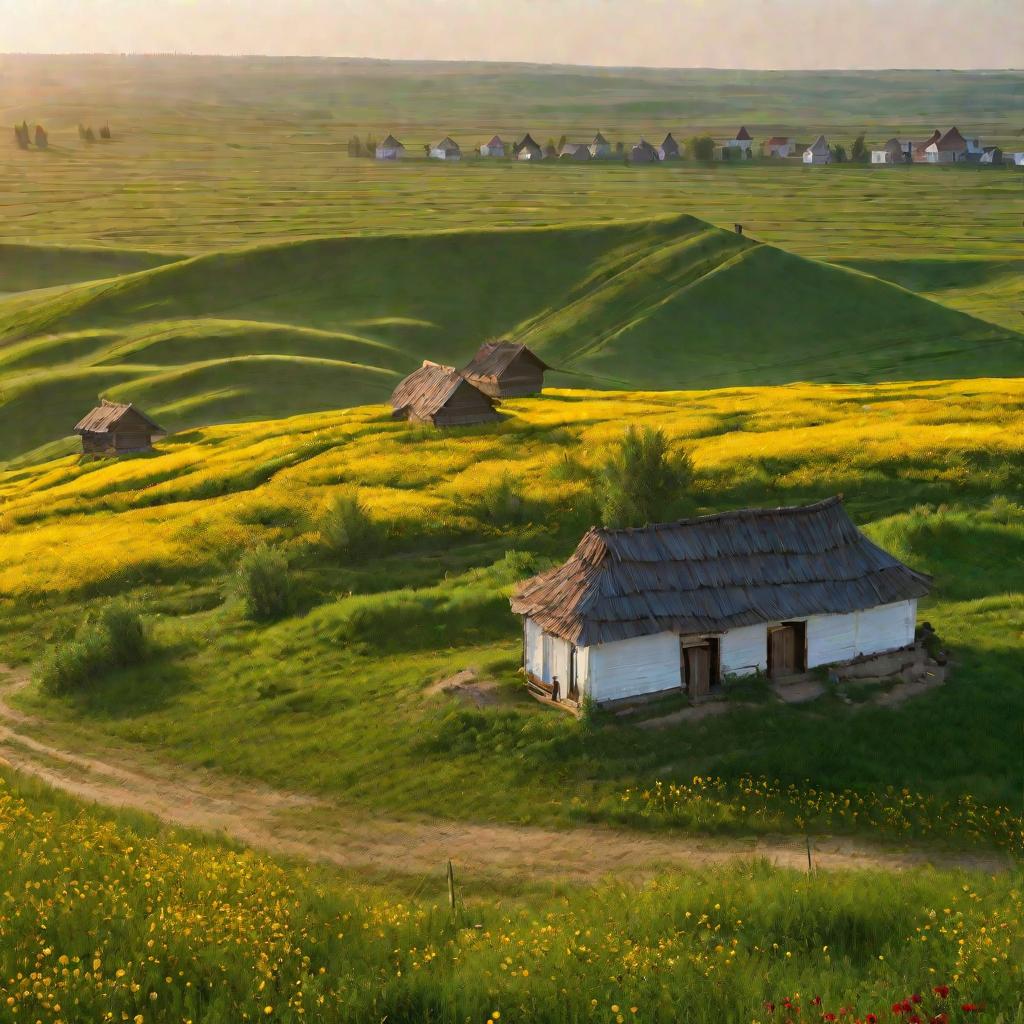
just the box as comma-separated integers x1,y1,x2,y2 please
720,623,768,677
806,600,916,668
588,631,680,702
524,618,543,679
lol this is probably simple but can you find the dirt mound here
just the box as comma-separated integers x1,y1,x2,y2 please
425,668,503,707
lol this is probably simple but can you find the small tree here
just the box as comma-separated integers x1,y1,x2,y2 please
236,544,292,621
830,143,847,163
83,126,96,143
99,123,111,140
557,133,567,152
34,125,48,149
615,140,624,156
850,133,868,163
687,135,716,161
597,425,694,529
319,491,382,562
14,123,29,149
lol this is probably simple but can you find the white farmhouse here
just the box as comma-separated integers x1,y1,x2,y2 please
480,135,505,157
1012,153,1024,167
511,498,930,707
375,134,405,160
724,126,753,157
430,136,462,161
803,135,832,164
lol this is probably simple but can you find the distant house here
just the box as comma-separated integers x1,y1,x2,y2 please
75,400,166,457
462,341,550,398
590,131,612,159
480,135,505,157
871,138,909,164
764,136,795,158
430,136,462,161
630,139,659,163
803,135,832,165
658,133,681,160
511,498,931,707
979,147,1003,166
725,126,753,157
375,134,405,160
389,361,500,427
926,127,969,164
516,133,544,161
913,129,941,163
559,142,592,161
1011,152,1024,167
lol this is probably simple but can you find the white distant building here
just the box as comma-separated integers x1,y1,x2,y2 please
725,126,753,157
430,136,462,161
511,498,930,707
375,134,405,160
1011,153,1024,167
764,136,795,158
803,135,832,164
480,135,505,157
871,138,911,164
589,132,612,159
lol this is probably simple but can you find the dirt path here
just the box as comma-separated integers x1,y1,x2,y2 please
0,666,1009,882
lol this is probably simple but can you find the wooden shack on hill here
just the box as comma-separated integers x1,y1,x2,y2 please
75,400,166,456
462,341,550,398
511,498,931,707
389,361,501,427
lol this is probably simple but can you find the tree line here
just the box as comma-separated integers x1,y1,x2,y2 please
13,121,112,150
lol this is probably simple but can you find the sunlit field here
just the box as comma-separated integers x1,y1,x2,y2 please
2,381,1022,838
2,771,1021,1024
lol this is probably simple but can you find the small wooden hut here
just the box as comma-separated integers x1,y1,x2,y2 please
74,400,166,456
462,341,550,398
389,361,501,427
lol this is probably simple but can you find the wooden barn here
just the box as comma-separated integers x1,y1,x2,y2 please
630,139,659,163
803,135,832,164
658,133,680,160
511,498,931,707
462,341,550,398
389,361,501,427
515,133,544,161
75,400,166,456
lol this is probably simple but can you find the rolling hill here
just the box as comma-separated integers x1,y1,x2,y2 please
1,213,1021,463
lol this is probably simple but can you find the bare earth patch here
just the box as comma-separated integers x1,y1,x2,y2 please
425,668,503,707
0,665,1004,883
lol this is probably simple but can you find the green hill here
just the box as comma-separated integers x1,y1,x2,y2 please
1,214,1021,463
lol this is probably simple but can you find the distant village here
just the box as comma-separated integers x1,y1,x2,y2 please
361,126,1022,166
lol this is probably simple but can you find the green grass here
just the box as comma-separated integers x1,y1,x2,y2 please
2,769,1022,1024
1,382,1022,842
2,215,1020,463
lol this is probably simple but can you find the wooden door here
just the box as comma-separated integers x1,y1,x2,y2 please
768,626,797,677
684,645,711,698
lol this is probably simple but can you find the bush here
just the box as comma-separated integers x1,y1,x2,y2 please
236,544,292,620
597,425,693,528
318,492,383,562
474,475,527,526
687,135,716,160
37,600,149,696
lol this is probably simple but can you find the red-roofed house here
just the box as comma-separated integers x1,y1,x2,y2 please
926,127,969,163
764,136,795,158
480,135,505,157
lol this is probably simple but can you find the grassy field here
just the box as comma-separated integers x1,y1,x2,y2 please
2,214,1021,464
3,770,1020,1024
1,381,1022,843
2,56,1022,329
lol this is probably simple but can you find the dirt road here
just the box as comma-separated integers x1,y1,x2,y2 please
0,666,1009,883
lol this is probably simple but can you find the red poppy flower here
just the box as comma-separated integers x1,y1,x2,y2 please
911,996,922,1006
892,1005,905,1016
929,1015,948,1024
812,998,822,1007
932,987,949,1000
823,1014,836,1022
866,1015,878,1024
907,1016,922,1024
765,1003,776,1013
961,1005,983,1014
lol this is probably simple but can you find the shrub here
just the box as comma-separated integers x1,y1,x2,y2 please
318,491,383,561
474,475,527,526
235,544,292,620
850,133,868,163
36,600,149,696
687,135,716,160
597,425,693,528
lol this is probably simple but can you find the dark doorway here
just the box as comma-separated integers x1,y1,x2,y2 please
681,638,721,698
768,622,807,677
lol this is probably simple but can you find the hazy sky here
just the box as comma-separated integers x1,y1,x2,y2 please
2,0,1021,69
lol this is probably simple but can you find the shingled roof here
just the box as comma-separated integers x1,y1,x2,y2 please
74,400,164,435
465,341,549,380
511,498,931,646
389,361,499,424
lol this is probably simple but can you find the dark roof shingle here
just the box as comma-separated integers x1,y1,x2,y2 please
75,400,164,435
511,497,931,645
